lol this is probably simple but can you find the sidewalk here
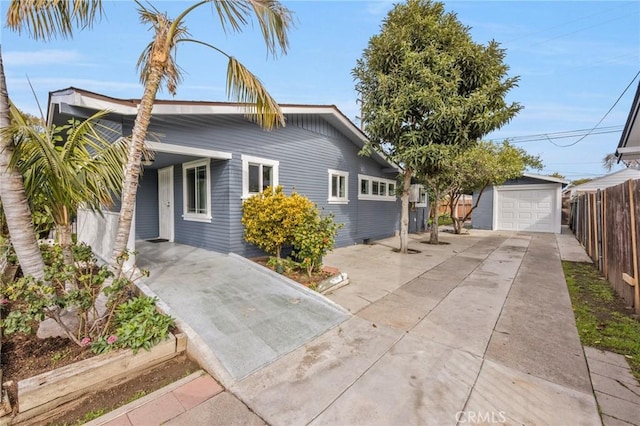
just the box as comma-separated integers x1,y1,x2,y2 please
87,371,264,426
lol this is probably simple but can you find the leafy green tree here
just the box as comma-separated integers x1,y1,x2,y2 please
110,1,293,267
242,187,315,259
2,0,103,279
445,141,543,234
353,0,521,253
8,105,128,265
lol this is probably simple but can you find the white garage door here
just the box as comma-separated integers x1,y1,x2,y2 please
496,187,558,233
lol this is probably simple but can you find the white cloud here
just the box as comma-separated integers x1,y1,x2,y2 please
4,49,88,66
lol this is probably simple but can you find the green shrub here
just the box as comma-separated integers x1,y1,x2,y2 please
241,186,315,258
292,211,342,276
0,242,172,355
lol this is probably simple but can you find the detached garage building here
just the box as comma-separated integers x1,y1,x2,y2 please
472,173,568,234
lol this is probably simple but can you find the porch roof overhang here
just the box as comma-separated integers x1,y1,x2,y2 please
616,81,640,162
146,141,232,160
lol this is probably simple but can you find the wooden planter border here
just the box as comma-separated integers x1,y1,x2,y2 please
6,333,186,424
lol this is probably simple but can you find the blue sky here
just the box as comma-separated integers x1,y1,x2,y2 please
1,0,639,181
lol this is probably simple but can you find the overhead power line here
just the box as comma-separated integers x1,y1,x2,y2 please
487,126,623,144
490,69,640,147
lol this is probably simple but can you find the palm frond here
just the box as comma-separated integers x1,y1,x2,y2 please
6,104,127,224
226,56,284,129
6,0,103,40
247,0,293,56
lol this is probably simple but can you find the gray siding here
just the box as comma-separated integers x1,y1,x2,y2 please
123,114,400,255
173,160,231,253
136,169,159,239
472,186,494,230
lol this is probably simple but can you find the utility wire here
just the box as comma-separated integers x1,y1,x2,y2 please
490,70,640,147
547,70,640,147
487,126,623,144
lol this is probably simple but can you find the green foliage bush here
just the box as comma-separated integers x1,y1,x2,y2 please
241,186,315,258
0,242,173,354
293,211,342,276
242,186,343,277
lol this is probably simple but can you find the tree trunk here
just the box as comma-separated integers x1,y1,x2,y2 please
110,59,165,267
448,192,462,234
0,47,45,280
57,221,74,268
429,188,440,244
399,169,412,254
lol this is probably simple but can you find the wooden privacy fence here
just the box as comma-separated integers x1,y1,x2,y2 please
571,179,640,314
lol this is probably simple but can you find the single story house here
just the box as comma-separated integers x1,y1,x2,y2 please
616,80,640,162
564,168,640,198
472,173,568,234
48,87,421,259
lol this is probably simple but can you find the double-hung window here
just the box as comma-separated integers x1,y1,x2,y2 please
358,174,396,201
328,169,349,204
242,155,279,198
182,158,211,222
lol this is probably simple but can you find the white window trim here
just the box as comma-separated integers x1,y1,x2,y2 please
241,154,279,199
328,169,349,204
358,174,396,201
182,158,212,223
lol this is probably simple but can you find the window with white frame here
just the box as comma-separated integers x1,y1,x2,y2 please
358,174,397,201
182,158,211,222
328,169,349,204
241,155,279,199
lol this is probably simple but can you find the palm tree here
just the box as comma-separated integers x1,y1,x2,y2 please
2,0,104,279
603,152,640,172
8,105,128,266
110,1,293,265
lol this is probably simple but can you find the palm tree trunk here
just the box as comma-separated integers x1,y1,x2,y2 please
399,169,412,254
0,47,45,280
110,63,164,266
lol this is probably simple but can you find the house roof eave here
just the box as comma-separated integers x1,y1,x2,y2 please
616,80,640,162
48,87,399,171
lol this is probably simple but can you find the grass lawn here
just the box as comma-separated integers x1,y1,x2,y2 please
563,261,640,380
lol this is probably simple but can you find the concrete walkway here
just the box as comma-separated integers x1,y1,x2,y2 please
90,229,640,425
230,231,601,425
135,241,349,385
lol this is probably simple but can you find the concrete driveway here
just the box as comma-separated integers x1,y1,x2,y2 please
230,230,601,425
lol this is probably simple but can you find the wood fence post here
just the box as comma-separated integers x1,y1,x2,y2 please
603,190,609,279
622,180,639,314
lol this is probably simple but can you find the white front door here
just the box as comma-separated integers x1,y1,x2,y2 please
158,166,174,241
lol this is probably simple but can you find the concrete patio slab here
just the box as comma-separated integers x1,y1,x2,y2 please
231,316,403,425
136,241,349,382
463,359,601,425
309,335,482,426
